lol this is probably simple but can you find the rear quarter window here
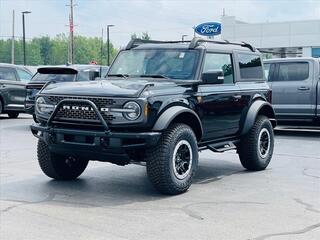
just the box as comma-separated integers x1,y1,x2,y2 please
238,53,264,80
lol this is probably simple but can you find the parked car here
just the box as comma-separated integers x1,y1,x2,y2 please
25,65,108,121
264,58,320,124
31,38,276,195
0,63,33,118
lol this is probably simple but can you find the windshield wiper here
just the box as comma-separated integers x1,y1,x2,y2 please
107,74,129,78
139,74,169,79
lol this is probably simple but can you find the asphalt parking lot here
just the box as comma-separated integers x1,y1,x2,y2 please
0,114,319,240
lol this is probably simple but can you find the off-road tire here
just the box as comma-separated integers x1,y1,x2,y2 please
146,123,198,195
238,115,274,171
37,140,88,180
8,112,19,119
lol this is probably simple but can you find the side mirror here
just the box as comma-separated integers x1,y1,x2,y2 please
201,70,224,84
89,71,100,80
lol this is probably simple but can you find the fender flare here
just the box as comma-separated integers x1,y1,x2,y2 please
152,106,203,138
241,100,276,135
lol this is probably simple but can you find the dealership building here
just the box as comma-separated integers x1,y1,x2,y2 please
220,16,320,58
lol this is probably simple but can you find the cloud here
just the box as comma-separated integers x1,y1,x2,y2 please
1,0,320,48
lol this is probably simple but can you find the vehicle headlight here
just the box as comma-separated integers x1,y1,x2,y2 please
122,101,141,121
36,97,55,114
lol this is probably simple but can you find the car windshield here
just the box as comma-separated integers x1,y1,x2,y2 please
31,73,76,82
108,49,199,80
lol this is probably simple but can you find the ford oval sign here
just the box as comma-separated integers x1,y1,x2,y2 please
195,22,221,36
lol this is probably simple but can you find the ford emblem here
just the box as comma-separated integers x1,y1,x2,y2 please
195,22,221,36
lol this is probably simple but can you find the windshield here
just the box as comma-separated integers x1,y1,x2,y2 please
108,49,199,80
32,73,76,82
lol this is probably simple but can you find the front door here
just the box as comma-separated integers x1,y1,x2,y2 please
197,52,243,140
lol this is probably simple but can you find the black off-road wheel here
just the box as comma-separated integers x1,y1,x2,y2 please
37,140,89,180
8,112,19,119
146,123,198,195
238,115,274,171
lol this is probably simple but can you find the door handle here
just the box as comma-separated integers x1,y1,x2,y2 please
298,86,310,91
233,95,242,100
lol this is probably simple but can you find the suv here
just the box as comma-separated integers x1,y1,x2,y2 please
25,65,108,121
31,38,276,195
0,63,33,118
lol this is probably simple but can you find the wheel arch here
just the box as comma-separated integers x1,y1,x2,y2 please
241,100,276,135
152,106,203,141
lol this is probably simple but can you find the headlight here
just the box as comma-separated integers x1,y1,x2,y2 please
36,97,55,114
122,101,141,120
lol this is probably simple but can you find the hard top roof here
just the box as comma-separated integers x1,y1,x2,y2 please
126,37,257,53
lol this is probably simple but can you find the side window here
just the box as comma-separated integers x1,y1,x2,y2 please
16,69,32,83
238,53,264,80
277,62,309,82
0,67,17,81
202,53,234,84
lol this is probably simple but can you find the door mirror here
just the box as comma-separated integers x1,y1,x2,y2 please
202,70,224,84
89,70,100,80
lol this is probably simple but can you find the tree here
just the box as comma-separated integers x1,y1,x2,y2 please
0,34,118,66
131,32,151,40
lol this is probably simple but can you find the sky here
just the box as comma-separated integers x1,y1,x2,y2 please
1,0,320,48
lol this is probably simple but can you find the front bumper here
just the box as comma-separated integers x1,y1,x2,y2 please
30,124,161,165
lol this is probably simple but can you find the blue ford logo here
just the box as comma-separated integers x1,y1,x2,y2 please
195,22,221,36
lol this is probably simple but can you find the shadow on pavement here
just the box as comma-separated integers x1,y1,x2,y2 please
1,158,245,208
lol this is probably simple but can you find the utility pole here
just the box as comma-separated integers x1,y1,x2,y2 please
100,27,104,76
11,10,15,64
66,0,76,64
22,11,31,66
106,24,114,66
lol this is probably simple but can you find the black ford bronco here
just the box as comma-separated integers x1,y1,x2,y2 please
31,38,276,195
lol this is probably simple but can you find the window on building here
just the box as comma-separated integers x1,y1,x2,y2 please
238,53,264,80
312,48,320,58
277,62,309,81
202,53,234,84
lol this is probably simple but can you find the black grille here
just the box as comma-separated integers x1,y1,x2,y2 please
48,96,116,123
48,95,115,107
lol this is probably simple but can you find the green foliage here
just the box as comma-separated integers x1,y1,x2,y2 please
0,34,118,66
131,32,151,40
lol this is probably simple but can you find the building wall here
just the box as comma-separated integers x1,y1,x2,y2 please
221,16,320,57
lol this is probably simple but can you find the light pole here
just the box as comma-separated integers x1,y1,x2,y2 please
106,24,114,66
182,34,188,41
22,11,31,65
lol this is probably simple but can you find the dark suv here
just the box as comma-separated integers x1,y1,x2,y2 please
25,65,108,121
0,63,33,118
31,38,276,195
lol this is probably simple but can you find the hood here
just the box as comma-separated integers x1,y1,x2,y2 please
40,78,195,98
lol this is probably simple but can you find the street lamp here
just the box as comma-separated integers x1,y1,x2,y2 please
22,11,31,65
106,24,115,66
182,34,188,41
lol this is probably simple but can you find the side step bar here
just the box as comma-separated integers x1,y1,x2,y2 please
206,141,238,153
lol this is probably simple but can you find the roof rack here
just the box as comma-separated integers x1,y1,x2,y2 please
125,39,188,50
125,37,256,52
188,37,256,52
